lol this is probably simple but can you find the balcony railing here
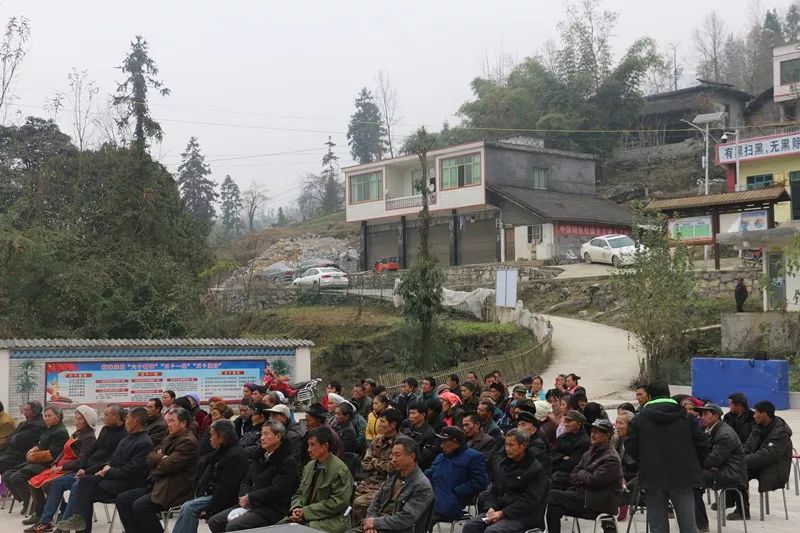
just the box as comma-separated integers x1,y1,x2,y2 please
385,192,437,210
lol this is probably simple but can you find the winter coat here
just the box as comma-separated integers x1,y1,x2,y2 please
147,428,200,508
626,398,709,490
31,422,70,463
550,429,591,483
352,413,367,451
290,453,354,533
569,443,623,515
468,431,498,467
403,422,440,471
0,411,15,450
743,416,793,492
527,430,551,474
352,395,372,420
426,444,488,520
240,439,300,520
51,426,96,472
614,436,637,482
368,466,434,533
481,418,504,448
723,409,755,444
84,424,126,474
357,433,397,493
233,415,252,439
284,421,305,464
195,442,249,514
703,421,747,489
366,411,380,443
480,449,548,528
331,419,360,455
144,414,168,446
239,421,263,457
96,431,154,495
394,392,419,417
4,416,45,460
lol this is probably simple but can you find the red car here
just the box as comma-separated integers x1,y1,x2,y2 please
374,257,400,272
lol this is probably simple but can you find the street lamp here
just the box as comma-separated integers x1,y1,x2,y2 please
681,111,726,195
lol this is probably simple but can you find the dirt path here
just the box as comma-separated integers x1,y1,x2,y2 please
539,314,643,400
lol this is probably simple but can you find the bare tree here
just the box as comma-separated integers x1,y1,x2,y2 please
693,11,727,81
375,70,401,158
67,68,99,152
0,16,31,122
44,92,65,122
242,182,268,233
94,96,132,147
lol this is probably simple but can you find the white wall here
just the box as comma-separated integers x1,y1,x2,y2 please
0,349,9,412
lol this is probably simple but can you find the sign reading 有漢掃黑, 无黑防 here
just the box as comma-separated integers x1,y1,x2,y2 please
45,360,267,407
718,132,800,163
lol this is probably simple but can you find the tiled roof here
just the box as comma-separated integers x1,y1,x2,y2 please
0,338,314,349
488,185,632,226
647,187,789,211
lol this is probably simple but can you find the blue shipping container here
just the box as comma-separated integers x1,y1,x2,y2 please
692,357,790,410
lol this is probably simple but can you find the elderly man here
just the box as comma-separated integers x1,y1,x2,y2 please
550,410,591,489
723,392,755,444
462,429,548,533
115,407,200,533
692,403,747,530
476,399,503,446
427,426,488,524
626,382,708,533
546,419,622,533
463,413,497,465
353,408,403,524
350,436,434,533
240,402,267,456
282,426,354,533
234,399,253,439
265,404,304,462
352,382,372,419
55,407,154,532
730,400,793,520
515,410,549,471
0,401,45,474
145,397,168,446
207,420,299,532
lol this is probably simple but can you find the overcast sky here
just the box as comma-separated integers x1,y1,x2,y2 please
2,0,796,211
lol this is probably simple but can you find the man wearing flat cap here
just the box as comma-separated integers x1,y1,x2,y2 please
546,419,622,533
550,410,590,489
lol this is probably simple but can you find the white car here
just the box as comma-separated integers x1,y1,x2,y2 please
292,267,349,288
580,234,643,267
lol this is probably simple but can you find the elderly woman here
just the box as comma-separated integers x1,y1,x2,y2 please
330,402,361,454
328,394,366,451
26,406,98,532
439,391,464,427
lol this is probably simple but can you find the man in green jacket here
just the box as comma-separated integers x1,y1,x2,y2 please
282,426,354,533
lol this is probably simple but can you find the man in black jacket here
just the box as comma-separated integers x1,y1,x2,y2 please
239,402,267,457
730,400,793,520
462,428,548,533
207,420,300,531
402,401,439,470
233,399,253,439
171,419,249,533
546,419,622,533
0,401,45,473
723,392,755,444
626,382,709,533
265,404,304,463
550,410,591,489
55,407,154,533
144,397,168,446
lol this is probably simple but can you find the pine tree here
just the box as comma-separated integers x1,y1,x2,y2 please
177,137,217,227
786,3,800,43
346,88,386,164
113,36,170,155
219,175,243,238
321,137,342,214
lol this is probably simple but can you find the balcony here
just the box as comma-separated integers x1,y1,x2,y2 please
385,192,437,210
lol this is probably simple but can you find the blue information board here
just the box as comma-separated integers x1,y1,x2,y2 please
692,357,790,410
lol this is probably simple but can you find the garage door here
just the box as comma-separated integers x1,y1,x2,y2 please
406,219,450,266
460,217,498,264
367,226,397,269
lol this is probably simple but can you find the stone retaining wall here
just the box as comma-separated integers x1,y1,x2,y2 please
349,263,559,290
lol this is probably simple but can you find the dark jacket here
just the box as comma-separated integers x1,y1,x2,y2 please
147,428,200,507
196,442,249,514
461,396,479,416
743,416,793,492
84,424,127,474
394,392,419,417
98,431,154,494
233,415,252,439
368,466,434,533
403,422,439,471
332,419,360,455
703,421,747,489
35,422,70,463
0,416,44,464
480,450,548,528
426,444,489,520
723,409,755,444
53,427,97,472
626,398,709,490
468,431,498,467
239,421,263,457
550,429,591,485
614,437,637,482
569,443,623,514
481,418,503,447
144,414,168,446
240,439,300,519
527,430,551,474
352,395,372,420
284,421,305,464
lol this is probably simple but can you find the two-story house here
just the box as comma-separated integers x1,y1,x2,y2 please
344,136,631,270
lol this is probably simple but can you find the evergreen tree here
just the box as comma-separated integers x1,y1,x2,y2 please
177,137,217,227
321,136,342,214
786,3,800,43
346,88,386,164
219,175,243,238
277,206,288,226
113,36,170,155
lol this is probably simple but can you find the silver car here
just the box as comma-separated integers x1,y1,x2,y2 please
580,234,643,267
292,267,350,289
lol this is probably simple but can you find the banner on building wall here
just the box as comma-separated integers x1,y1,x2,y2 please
555,224,630,236
739,210,768,232
45,360,269,407
668,216,713,244
717,132,800,163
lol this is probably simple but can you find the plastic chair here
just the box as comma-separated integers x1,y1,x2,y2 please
711,487,748,533
758,488,788,521
434,509,473,533
792,448,799,496
160,505,182,532
570,512,618,533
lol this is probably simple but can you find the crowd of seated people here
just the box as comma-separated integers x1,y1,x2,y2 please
0,370,795,533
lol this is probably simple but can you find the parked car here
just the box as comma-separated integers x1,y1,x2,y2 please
260,261,295,285
294,258,341,276
374,256,400,272
580,234,644,267
292,267,350,288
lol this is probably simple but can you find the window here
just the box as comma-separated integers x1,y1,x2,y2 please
440,154,481,189
532,168,548,190
349,171,383,203
527,225,543,244
781,58,800,85
746,174,773,190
